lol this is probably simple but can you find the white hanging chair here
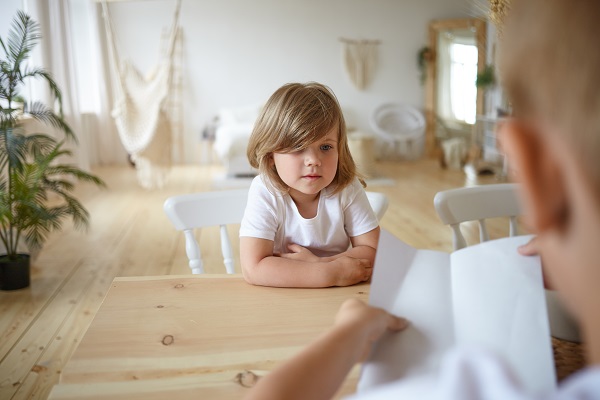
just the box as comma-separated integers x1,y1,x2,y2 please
101,0,181,189
370,103,425,160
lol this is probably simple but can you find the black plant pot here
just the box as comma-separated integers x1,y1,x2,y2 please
0,254,30,291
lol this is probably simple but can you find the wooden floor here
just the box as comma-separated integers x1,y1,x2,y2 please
0,159,515,400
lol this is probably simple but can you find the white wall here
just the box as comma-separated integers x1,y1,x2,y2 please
103,0,476,164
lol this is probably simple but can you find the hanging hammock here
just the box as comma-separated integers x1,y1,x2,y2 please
101,0,181,189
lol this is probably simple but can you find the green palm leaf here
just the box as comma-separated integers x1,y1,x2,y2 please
0,11,105,260
26,102,74,141
3,11,40,73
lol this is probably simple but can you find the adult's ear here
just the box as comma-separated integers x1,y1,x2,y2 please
499,120,567,233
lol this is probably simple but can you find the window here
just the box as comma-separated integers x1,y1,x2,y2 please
436,30,478,126
449,43,477,124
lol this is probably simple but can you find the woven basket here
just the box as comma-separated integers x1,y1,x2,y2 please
553,337,586,382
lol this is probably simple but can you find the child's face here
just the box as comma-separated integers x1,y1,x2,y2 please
272,125,339,200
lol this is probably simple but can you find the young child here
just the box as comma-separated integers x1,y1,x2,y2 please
240,82,380,288
243,1,600,398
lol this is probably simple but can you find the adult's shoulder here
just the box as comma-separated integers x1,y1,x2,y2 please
349,347,526,400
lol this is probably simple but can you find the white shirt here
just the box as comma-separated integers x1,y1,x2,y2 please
349,347,600,400
239,175,379,257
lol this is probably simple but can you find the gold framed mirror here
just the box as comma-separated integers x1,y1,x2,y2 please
424,18,487,157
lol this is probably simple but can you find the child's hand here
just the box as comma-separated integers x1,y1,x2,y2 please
280,244,320,262
332,256,373,286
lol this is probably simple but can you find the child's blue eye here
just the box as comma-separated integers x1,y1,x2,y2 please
320,144,333,151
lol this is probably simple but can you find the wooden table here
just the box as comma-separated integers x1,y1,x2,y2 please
48,275,370,399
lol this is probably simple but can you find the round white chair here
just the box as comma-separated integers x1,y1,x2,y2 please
370,103,425,160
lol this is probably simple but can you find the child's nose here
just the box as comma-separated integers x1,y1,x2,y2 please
305,148,321,166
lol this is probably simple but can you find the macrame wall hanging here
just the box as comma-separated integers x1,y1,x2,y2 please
340,38,381,91
101,0,182,189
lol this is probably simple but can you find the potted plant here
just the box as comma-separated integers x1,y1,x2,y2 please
417,46,433,85
476,64,496,89
0,11,105,290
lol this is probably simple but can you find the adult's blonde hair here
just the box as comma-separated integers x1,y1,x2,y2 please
247,82,360,195
499,0,600,191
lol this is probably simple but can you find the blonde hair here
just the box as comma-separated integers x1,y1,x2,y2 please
247,82,360,195
499,0,600,191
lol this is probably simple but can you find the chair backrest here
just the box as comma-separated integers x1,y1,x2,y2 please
163,189,249,274
366,191,389,221
433,183,521,250
164,189,388,275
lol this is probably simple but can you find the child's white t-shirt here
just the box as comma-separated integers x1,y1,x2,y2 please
239,175,379,257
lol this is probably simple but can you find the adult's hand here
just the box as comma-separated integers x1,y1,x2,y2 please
518,236,539,256
244,299,408,400
334,298,409,360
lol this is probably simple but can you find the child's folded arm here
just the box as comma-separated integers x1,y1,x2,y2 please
319,226,380,266
240,237,372,288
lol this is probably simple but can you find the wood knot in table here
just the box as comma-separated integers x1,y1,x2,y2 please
174,283,184,289
161,335,175,346
31,365,48,373
234,370,261,388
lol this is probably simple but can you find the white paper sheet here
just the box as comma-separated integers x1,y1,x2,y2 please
358,230,555,393
451,236,555,392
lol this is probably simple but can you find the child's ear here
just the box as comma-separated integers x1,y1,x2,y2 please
499,120,568,233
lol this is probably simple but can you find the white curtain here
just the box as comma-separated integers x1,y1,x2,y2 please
24,0,84,170
80,0,128,166
68,0,128,166
24,0,126,169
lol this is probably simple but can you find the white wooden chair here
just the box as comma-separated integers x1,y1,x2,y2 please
433,183,581,342
366,191,389,222
164,189,249,274
433,183,521,250
164,189,389,275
